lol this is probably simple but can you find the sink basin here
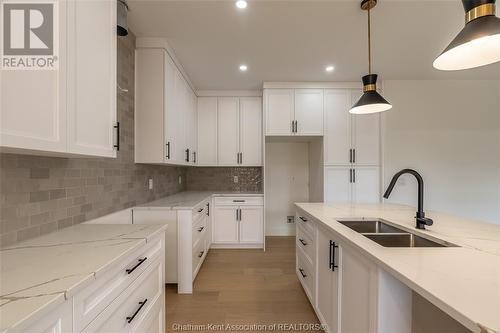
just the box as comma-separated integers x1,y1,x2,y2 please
338,220,406,234
364,234,450,248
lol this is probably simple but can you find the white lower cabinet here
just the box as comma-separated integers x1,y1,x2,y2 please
9,301,72,333
212,196,264,248
325,166,380,204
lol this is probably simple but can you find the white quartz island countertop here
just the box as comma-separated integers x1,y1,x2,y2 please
0,224,167,332
295,203,500,333
135,191,263,210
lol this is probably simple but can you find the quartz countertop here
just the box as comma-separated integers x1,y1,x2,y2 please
135,191,263,210
295,202,500,333
0,224,167,331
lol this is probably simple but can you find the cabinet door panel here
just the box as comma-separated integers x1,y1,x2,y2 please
240,97,262,166
0,1,67,153
265,89,294,135
213,206,239,243
324,90,352,165
197,97,218,165
68,0,116,157
217,97,240,165
316,229,340,333
341,247,376,333
184,88,196,164
352,88,380,165
325,167,352,204
164,53,179,163
174,71,188,163
294,89,323,136
239,206,263,244
353,167,380,204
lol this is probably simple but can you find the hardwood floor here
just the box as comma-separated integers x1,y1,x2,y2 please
165,236,321,332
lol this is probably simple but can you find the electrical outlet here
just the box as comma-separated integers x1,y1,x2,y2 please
287,216,295,224
178,176,182,184
233,176,239,183
148,178,153,190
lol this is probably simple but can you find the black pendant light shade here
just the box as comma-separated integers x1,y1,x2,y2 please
350,74,392,114
349,0,392,114
434,0,500,70
117,0,129,37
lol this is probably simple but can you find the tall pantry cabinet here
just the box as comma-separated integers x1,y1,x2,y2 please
324,89,381,204
135,42,197,166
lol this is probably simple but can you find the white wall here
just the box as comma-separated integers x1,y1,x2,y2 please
265,142,309,236
383,80,500,225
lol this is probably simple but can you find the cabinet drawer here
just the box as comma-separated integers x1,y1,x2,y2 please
214,196,263,206
296,211,315,237
192,216,208,250
296,224,315,265
192,237,206,278
82,257,164,333
74,237,163,332
193,200,210,222
297,250,315,305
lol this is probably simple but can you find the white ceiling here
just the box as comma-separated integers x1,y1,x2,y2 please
128,0,500,90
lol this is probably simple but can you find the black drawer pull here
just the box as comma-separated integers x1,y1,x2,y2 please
126,257,147,274
198,251,205,258
126,299,148,324
329,241,339,271
299,238,307,246
233,200,245,203
197,208,204,213
198,226,204,232
299,268,307,278
206,203,210,216
299,216,308,222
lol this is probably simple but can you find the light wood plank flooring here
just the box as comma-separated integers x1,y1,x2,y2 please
165,236,321,332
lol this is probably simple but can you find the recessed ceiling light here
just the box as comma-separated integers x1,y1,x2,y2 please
236,0,247,9
239,64,248,72
325,65,335,72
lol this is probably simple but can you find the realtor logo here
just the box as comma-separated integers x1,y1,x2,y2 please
1,1,58,70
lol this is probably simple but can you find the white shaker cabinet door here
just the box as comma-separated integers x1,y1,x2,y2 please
351,89,380,166
324,167,352,204
164,52,178,163
294,89,324,136
324,89,352,165
217,97,240,166
10,300,73,333
239,206,264,244
197,97,218,166
353,167,381,204
240,97,262,166
265,89,294,135
213,206,239,243
67,0,116,157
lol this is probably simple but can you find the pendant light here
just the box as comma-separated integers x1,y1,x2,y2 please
350,0,392,115
434,0,500,71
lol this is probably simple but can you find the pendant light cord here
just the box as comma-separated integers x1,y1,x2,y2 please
368,5,372,75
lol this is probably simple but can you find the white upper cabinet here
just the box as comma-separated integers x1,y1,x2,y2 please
324,89,380,166
265,89,294,135
294,89,324,135
239,97,262,166
264,88,323,136
135,42,196,166
217,98,240,166
197,98,218,166
1,0,117,158
324,90,352,165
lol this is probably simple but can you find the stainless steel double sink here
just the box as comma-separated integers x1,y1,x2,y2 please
337,220,457,248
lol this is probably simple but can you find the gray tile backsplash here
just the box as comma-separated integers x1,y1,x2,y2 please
187,167,262,192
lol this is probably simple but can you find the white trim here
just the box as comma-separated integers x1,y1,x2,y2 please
197,90,263,97
210,243,263,249
263,82,362,89
136,37,197,93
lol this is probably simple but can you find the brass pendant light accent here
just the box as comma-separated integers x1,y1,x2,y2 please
434,0,500,71
350,0,392,115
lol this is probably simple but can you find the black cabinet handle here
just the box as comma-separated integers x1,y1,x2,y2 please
299,238,307,246
198,226,204,232
166,142,170,159
353,169,356,183
126,299,147,324
350,169,353,183
299,216,307,222
236,209,239,221
329,241,339,271
197,208,204,213
353,149,356,164
349,149,353,163
299,268,307,278
185,149,190,162
113,122,120,151
233,200,245,203
295,120,298,133
198,251,205,258
206,203,210,216
193,151,197,163
126,257,147,274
